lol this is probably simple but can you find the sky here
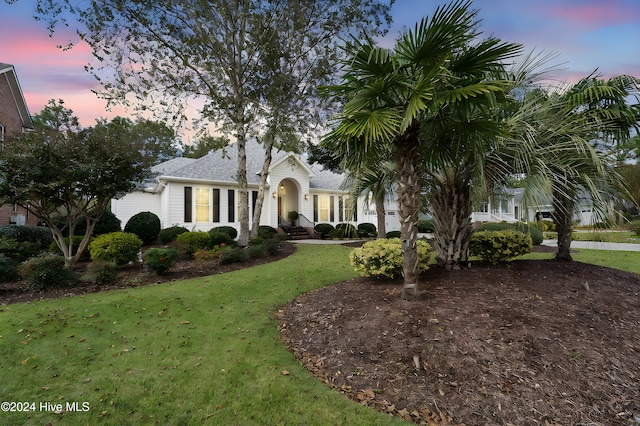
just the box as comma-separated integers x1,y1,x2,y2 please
1,0,639,140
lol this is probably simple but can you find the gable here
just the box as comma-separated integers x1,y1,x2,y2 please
0,63,33,138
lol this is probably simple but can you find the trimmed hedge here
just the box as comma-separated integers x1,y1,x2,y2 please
386,230,401,238
74,210,122,237
350,238,432,279
143,247,179,275
469,230,532,265
208,230,236,247
330,223,357,239
314,223,334,239
124,211,161,245
0,225,53,249
357,222,377,238
88,232,143,265
158,226,189,244
19,253,77,290
477,222,543,245
211,226,238,239
176,231,211,254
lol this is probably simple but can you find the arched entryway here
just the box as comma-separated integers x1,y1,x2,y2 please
277,178,300,224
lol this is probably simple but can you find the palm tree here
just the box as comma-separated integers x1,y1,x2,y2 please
323,0,522,299
518,75,639,260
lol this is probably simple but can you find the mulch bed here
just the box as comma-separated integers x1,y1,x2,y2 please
279,246,640,425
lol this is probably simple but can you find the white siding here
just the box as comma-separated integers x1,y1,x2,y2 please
112,192,161,229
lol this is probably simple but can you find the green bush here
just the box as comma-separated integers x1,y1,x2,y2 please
88,232,143,265
176,231,211,254
258,226,278,239
0,225,53,249
0,238,42,263
249,237,264,246
208,230,235,247
80,261,118,285
220,247,246,265
124,211,161,245
246,244,266,259
330,223,357,239
0,254,19,282
314,223,334,238
629,220,640,237
477,222,543,245
19,253,77,291
74,210,122,237
386,230,401,238
469,230,532,265
350,238,432,279
158,226,189,244
418,219,435,233
211,226,238,239
264,238,281,255
143,247,179,275
48,235,92,262
357,223,377,237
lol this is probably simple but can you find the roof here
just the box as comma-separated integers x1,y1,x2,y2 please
153,140,347,191
0,63,33,131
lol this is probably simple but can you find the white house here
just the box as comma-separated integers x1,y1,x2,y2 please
112,140,401,236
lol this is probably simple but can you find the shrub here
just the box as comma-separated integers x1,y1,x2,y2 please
258,226,278,239
48,236,92,262
0,225,53,249
124,211,161,245
418,219,435,233
143,247,178,275
75,210,122,236
246,244,266,259
477,222,543,245
211,226,238,239
176,231,211,254
0,238,42,263
357,223,377,238
350,238,432,279
249,237,264,246
331,223,357,239
88,232,143,265
469,230,532,265
208,230,235,247
629,220,640,237
158,226,189,244
314,223,334,238
80,261,118,285
386,230,401,238
220,247,246,265
264,238,281,255
0,254,19,282
287,210,299,224
19,253,76,290
193,248,224,261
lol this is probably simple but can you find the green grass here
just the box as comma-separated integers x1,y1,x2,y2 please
570,230,640,243
0,245,405,425
518,249,640,274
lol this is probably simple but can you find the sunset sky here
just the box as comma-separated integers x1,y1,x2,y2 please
2,0,639,140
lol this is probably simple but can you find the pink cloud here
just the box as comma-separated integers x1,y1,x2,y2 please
552,3,638,27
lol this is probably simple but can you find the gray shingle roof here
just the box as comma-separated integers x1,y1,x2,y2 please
156,140,347,191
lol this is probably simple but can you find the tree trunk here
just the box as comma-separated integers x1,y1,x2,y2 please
375,191,386,238
429,169,474,270
250,139,274,239
237,135,250,247
392,127,422,301
553,191,574,261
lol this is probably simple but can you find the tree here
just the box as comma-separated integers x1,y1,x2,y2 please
323,0,521,298
0,101,153,267
31,0,392,246
182,136,231,159
347,161,396,238
518,75,639,260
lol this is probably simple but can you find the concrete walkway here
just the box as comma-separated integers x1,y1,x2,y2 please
542,240,640,252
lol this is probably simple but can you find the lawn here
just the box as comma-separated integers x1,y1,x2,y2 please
0,244,405,425
2,242,638,425
570,230,640,243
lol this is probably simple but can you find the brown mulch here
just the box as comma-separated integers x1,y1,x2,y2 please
2,242,639,425
279,245,640,425
0,242,297,306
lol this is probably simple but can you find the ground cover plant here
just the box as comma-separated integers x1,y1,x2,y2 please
1,243,639,425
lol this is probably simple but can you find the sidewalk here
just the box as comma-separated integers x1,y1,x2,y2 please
542,240,640,252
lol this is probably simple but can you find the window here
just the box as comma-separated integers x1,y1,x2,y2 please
228,190,235,222
313,195,318,222
185,186,218,223
212,189,220,222
330,196,335,222
184,187,193,222
251,191,258,219
195,188,209,222
318,195,330,221
338,197,344,222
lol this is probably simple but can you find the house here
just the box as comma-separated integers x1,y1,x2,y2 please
471,188,594,225
111,140,401,236
0,62,37,226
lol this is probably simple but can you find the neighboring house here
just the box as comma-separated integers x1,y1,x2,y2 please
112,140,401,236
471,188,594,225
0,63,37,226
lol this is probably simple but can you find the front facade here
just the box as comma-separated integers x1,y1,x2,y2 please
112,140,401,234
0,62,37,226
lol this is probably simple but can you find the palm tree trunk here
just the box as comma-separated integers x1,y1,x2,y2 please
392,129,422,301
553,191,574,261
374,191,386,238
430,169,473,269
